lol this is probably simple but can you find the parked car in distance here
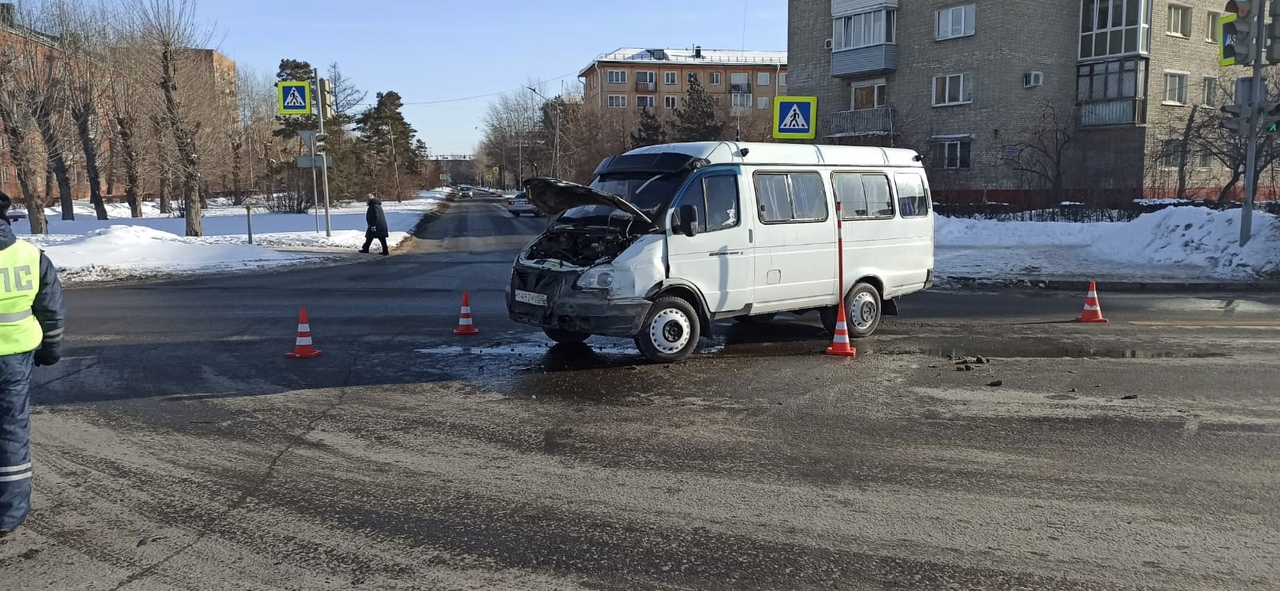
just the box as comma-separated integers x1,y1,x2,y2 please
7,210,26,223
506,192,541,217
458,185,473,198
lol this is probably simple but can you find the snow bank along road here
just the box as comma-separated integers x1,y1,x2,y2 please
2,198,1278,590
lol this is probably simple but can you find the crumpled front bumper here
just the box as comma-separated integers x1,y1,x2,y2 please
506,267,650,337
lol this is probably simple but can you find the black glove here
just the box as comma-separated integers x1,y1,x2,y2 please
34,346,60,367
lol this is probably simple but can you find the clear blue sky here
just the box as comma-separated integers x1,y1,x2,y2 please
200,0,787,156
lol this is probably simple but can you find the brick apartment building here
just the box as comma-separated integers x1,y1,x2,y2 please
789,0,1236,205
580,47,788,117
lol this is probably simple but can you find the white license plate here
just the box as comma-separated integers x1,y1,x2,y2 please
514,290,548,306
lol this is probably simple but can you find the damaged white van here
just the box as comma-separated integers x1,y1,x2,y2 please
506,141,934,363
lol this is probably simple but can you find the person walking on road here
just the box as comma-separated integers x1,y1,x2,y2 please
0,192,64,540
360,195,390,256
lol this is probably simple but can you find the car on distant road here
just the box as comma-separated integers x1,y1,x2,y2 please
7,209,26,223
506,192,541,217
458,185,473,199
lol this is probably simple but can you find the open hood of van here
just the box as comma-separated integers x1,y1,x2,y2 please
522,177,652,224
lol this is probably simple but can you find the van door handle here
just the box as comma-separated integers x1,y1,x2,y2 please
748,229,754,243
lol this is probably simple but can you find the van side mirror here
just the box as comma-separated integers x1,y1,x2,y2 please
676,204,700,237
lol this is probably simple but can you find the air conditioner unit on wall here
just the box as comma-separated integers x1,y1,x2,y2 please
824,38,833,49
1024,71,1044,88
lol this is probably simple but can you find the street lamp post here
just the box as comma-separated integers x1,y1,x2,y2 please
528,86,561,178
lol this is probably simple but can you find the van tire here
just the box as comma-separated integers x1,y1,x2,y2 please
734,313,777,324
820,282,883,338
543,328,590,345
636,297,701,363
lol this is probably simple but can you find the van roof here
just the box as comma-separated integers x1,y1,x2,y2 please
622,141,923,169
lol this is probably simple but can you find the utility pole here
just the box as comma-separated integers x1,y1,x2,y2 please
528,86,561,177
389,130,402,202
314,68,332,237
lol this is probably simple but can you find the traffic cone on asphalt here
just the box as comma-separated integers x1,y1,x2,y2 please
454,292,479,335
285,306,323,358
1075,282,1109,323
825,304,858,357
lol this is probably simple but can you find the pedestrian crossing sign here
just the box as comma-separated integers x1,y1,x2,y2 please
277,81,311,117
773,96,817,140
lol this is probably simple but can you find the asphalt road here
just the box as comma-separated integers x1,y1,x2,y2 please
2,193,1278,590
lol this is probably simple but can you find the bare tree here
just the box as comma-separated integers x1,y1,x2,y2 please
0,50,49,234
326,62,367,121
105,27,156,218
126,0,216,236
54,0,111,219
1000,102,1079,204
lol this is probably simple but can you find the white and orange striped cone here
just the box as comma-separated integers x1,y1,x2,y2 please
285,306,323,358
454,291,479,336
825,304,858,357
1076,281,1109,324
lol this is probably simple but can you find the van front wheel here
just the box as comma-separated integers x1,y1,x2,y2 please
820,282,883,338
636,297,701,363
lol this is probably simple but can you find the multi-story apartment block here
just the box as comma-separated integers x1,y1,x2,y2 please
789,0,1231,204
580,47,788,116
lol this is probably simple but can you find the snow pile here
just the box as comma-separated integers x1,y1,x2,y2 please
1086,207,1280,279
935,216,1113,247
29,225,308,283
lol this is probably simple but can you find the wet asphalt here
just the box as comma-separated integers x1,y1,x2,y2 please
1,194,1278,590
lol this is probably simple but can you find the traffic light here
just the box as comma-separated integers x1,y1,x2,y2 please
1221,103,1253,135
318,78,334,120
1224,1,1259,66
1268,2,1280,63
1259,101,1280,132
313,133,328,155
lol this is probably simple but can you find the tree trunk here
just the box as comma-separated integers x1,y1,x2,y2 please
1219,170,1243,202
105,135,116,198
43,168,52,204
117,116,143,218
0,111,48,235
160,47,202,236
32,104,75,221
73,106,109,220
1176,105,1198,201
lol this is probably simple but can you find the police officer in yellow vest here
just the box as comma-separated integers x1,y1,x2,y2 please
0,192,64,540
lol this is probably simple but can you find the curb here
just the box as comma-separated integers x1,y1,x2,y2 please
936,277,1280,293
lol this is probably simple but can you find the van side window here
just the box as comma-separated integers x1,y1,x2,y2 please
674,175,740,233
895,173,930,218
754,172,829,224
833,173,895,219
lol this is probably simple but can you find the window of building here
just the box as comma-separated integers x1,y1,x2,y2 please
1163,72,1188,105
675,175,740,233
1202,76,1218,105
607,95,627,108
1079,0,1151,60
731,93,753,108
932,73,972,106
779,72,787,86
688,72,699,85
1167,5,1191,37
895,173,930,218
1207,11,1221,42
607,70,627,84
637,71,655,84
730,72,750,93
833,9,897,51
664,71,677,85
664,95,677,109
833,173,894,218
710,72,722,85
1076,57,1146,102
1159,139,1181,168
1199,148,1215,168
755,172,829,223
853,80,887,110
757,96,769,109
937,4,976,40
931,138,972,169
757,72,771,86
637,96,655,109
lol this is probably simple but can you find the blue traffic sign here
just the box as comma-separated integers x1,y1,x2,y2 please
773,96,817,140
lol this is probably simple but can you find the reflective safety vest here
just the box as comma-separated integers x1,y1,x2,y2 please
0,240,43,356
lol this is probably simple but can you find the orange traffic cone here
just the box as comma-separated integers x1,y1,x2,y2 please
1076,282,1109,323
825,304,858,357
454,292,479,335
286,306,323,358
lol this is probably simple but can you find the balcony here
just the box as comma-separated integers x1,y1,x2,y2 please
831,44,898,78
636,80,656,92
825,108,896,137
730,83,752,94
1078,98,1147,127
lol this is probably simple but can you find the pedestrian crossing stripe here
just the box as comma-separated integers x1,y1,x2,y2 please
277,81,311,116
773,96,817,140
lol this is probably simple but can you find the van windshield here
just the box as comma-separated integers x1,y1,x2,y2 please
555,172,687,231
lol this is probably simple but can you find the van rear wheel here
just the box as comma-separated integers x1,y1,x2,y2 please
636,297,701,363
820,282,883,338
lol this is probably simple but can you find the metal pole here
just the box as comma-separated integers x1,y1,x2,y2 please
309,133,319,233
315,68,332,238
1243,3,1269,246
246,204,254,245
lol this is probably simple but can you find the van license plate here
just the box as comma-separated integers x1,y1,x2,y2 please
514,290,547,306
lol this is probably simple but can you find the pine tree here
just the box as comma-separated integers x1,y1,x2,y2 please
355,91,422,200
672,77,725,142
630,109,667,149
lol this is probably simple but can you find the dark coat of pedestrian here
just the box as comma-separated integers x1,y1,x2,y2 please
360,197,390,255
0,192,65,540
